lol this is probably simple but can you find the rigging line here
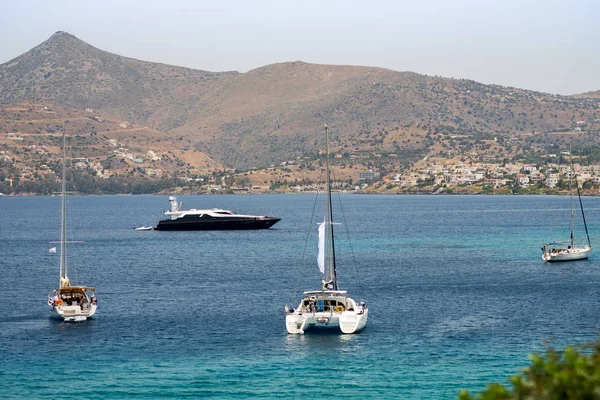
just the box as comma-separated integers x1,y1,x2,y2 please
569,145,592,247
70,193,87,286
569,146,591,247
60,131,67,284
333,174,366,296
568,145,574,247
575,174,592,248
64,142,78,286
65,138,78,286
67,196,79,286
324,125,337,289
293,170,323,304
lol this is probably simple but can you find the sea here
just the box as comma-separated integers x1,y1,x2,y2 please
1,194,600,399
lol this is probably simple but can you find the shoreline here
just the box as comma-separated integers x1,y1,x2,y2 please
2,190,599,197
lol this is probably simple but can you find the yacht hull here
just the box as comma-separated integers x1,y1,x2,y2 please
155,216,280,230
286,309,368,334
50,304,97,322
543,247,591,262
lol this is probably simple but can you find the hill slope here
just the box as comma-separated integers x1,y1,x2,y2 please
1,32,599,170
0,31,238,131
175,61,600,167
0,102,222,185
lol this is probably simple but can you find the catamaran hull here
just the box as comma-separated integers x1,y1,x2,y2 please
49,304,97,322
155,216,280,230
339,310,369,334
543,247,591,262
286,310,368,334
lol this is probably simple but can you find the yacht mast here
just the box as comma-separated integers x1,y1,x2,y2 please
59,132,68,286
570,146,592,248
324,125,337,289
570,170,574,248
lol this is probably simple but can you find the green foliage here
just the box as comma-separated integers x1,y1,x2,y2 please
459,338,600,400
481,185,494,194
582,181,597,190
556,179,568,190
417,177,435,187
6,169,177,195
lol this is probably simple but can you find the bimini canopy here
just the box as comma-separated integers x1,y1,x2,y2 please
57,286,95,294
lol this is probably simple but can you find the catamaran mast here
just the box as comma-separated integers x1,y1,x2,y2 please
59,132,67,286
324,125,338,289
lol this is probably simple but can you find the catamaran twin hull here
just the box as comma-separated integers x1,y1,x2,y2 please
286,292,368,334
154,215,281,230
286,310,368,334
542,246,591,262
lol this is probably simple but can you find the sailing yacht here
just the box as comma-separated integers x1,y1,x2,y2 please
47,133,97,322
542,148,592,262
285,125,368,334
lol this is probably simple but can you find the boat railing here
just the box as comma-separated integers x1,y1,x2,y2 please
303,290,347,295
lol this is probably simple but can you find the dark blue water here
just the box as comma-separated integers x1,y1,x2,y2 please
1,194,600,399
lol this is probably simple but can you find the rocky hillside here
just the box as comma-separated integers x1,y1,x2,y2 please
177,62,600,167
0,31,237,131
574,90,600,98
1,32,599,170
0,102,221,184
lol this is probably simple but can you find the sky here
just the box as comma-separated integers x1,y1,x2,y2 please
1,0,598,95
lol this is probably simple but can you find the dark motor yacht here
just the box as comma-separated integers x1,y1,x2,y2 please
154,196,281,231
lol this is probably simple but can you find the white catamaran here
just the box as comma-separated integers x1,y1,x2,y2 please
542,148,592,262
285,125,368,334
47,133,97,321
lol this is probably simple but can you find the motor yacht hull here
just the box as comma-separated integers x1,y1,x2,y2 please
155,215,280,230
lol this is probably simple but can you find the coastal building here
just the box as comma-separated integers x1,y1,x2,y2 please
514,174,530,187
523,165,538,173
359,170,379,182
545,173,560,188
529,173,545,183
505,163,524,175
484,178,510,187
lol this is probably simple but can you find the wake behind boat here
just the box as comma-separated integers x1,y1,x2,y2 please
285,125,368,334
154,196,280,231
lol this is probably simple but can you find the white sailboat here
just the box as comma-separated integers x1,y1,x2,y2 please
47,133,97,322
542,148,592,262
285,125,368,334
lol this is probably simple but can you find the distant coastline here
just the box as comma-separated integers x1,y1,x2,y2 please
1,189,598,197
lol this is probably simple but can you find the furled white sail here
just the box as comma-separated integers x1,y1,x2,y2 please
317,220,325,273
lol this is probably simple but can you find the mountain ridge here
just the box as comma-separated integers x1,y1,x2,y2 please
1,32,599,170
0,31,238,131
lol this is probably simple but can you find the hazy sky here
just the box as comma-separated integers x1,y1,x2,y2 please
1,0,598,95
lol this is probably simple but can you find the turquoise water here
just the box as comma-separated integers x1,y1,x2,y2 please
1,194,600,399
